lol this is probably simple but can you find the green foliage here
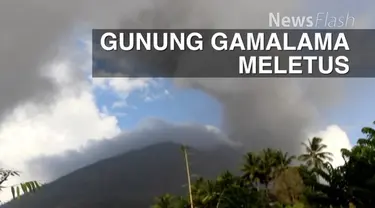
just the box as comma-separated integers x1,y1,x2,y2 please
0,168,42,202
271,167,305,205
152,121,375,208
152,193,178,208
11,181,42,199
0,169,20,191
298,137,333,170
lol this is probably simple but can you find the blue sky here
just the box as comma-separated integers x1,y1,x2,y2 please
93,79,222,129
92,77,374,146
86,1,375,148
323,79,375,143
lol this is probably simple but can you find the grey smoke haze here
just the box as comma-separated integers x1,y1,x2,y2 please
96,0,346,154
0,0,374,183
27,119,234,181
176,78,344,154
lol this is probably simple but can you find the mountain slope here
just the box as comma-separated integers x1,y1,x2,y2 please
2,142,242,208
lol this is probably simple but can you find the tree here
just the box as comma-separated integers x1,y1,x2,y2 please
273,150,296,176
302,121,375,207
248,148,295,189
152,194,176,208
152,123,375,208
338,121,375,206
173,196,189,208
196,179,218,207
241,152,262,187
257,148,279,189
218,184,269,208
0,169,42,201
271,167,305,205
0,169,19,190
312,163,351,207
299,137,333,170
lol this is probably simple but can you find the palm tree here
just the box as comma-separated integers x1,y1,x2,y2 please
191,177,206,207
241,152,261,187
242,149,295,190
338,121,375,206
273,150,296,175
312,163,352,207
152,194,176,208
174,196,189,208
257,148,295,189
190,177,219,207
299,137,333,170
258,148,280,189
215,171,240,208
198,180,218,207
217,171,238,189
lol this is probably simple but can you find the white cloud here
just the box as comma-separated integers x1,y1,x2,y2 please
112,100,128,109
92,77,153,96
81,35,169,109
0,89,120,167
140,86,172,103
0,44,121,202
90,70,165,111
0,36,169,202
91,76,171,110
82,36,155,103
26,119,236,182
307,125,352,168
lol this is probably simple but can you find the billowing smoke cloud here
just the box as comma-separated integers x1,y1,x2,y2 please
176,78,344,154
0,0,155,118
103,0,351,154
95,0,372,156
27,119,234,181
0,0,370,134
0,0,374,192
0,0,372,115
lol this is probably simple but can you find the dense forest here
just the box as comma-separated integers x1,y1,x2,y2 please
152,121,375,208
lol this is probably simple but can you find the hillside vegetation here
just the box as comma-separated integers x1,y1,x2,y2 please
152,121,375,208
3,121,375,208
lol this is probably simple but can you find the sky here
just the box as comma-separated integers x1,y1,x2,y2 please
0,0,374,203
